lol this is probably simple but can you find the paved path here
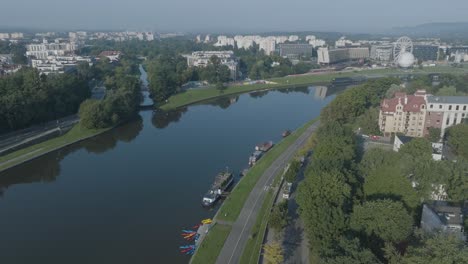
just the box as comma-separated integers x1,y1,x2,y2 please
215,121,320,264
283,164,309,264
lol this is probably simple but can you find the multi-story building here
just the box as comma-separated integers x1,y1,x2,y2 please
186,51,238,80
279,44,313,59
317,47,369,64
214,36,235,47
413,45,439,62
379,90,428,137
0,33,10,39
26,39,79,60
425,95,468,137
370,45,393,62
259,39,276,56
10,33,24,39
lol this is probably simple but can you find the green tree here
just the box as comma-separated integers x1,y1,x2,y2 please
350,200,413,243
402,233,468,264
363,162,419,209
324,238,381,264
427,127,441,142
445,123,468,159
399,137,433,161
354,107,380,135
269,200,288,232
297,170,351,255
284,160,300,183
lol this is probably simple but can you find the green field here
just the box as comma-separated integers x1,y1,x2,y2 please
160,65,468,111
0,125,109,172
190,224,232,264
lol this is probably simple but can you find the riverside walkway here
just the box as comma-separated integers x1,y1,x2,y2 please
215,121,320,264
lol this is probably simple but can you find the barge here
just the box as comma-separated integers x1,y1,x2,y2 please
202,169,234,207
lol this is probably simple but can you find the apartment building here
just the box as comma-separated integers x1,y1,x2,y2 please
425,96,468,137
379,90,428,137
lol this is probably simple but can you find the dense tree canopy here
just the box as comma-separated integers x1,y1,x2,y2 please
0,68,90,133
350,200,413,243
445,123,468,159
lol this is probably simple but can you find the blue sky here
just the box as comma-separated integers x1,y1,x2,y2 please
2,0,467,33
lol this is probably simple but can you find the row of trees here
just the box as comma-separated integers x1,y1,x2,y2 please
0,67,90,133
296,78,468,263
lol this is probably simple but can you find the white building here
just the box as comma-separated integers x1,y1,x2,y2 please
370,45,393,62
214,36,235,47
186,51,238,80
426,95,468,137
288,35,299,42
0,33,10,39
259,38,276,55
10,32,24,39
317,47,369,64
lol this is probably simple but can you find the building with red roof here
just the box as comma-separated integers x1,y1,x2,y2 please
379,90,428,137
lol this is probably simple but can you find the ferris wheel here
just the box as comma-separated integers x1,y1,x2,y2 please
393,36,413,63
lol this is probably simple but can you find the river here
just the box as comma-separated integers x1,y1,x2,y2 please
0,81,341,263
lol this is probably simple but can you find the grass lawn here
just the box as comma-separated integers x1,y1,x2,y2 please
160,65,468,111
0,124,108,172
191,224,232,264
216,117,317,223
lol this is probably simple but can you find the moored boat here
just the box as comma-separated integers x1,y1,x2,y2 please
202,169,234,207
282,130,291,137
255,141,274,152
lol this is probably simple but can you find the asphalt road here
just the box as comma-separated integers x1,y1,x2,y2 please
215,121,320,264
0,115,78,156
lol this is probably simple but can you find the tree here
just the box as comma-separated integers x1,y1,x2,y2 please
350,200,413,243
445,123,468,159
354,107,380,135
324,238,381,264
427,127,442,142
399,137,433,161
284,160,300,183
11,44,27,64
297,170,351,255
263,242,284,264
402,232,468,264
445,159,468,202
363,162,419,209
269,200,288,232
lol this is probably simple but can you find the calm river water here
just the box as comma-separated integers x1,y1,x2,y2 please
0,84,340,263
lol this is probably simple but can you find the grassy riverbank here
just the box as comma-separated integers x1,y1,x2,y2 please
217,118,317,222
190,118,317,264
160,65,468,111
0,125,109,172
191,224,232,264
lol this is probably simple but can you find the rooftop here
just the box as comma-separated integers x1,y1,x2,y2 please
427,95,468,104
426,201,464,226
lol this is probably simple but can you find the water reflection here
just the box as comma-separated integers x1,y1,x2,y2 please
151,108,188,129
0,116,144,197
201,95,239,109
83,115,144,153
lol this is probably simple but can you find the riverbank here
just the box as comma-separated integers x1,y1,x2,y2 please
0,125,110,172
160,65,468,111
190,118,318,264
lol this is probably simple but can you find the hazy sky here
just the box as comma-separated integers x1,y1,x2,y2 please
2,0,468,33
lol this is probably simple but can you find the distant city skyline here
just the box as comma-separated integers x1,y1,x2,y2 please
2,0,468,33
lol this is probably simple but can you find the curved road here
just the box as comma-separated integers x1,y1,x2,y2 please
215,121,320,264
